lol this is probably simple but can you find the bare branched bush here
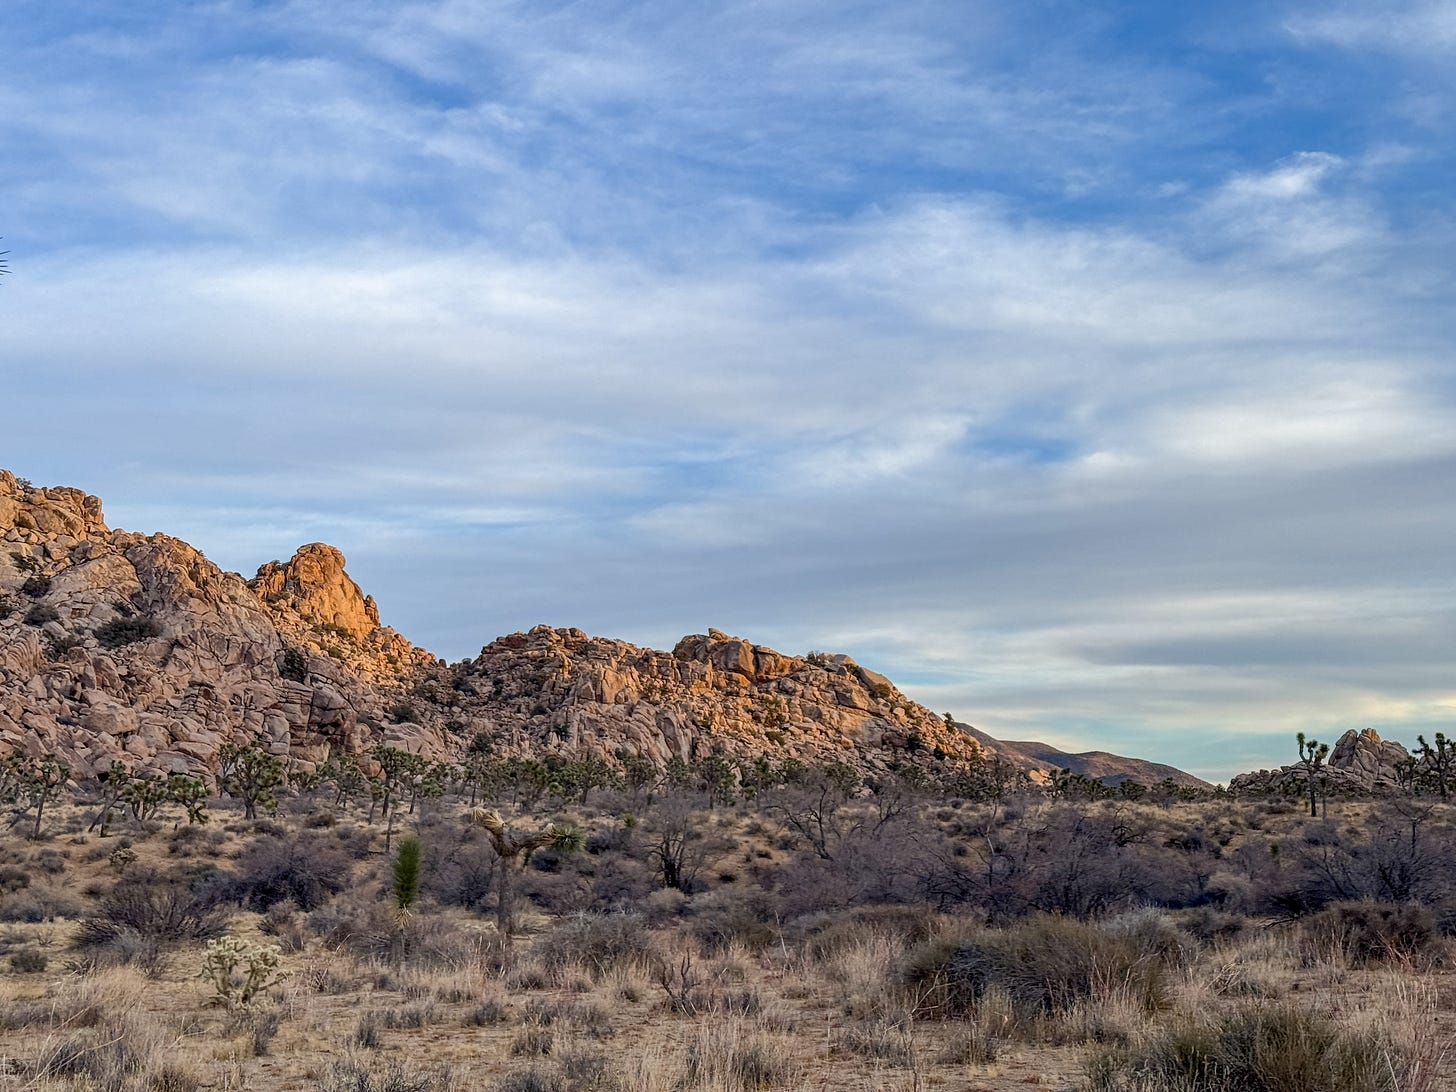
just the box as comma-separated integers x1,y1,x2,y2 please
73,870,229,951
533,911,655,983
220,832,355,911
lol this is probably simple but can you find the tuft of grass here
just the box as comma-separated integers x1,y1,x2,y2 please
1087,1002,1414,1092
534,911,655,983
353,1012,382,1049
315,1059,453,1092
681,1020,801,1090
510,1021,555,1057
1301,901,1443,968
902,915,1170,1021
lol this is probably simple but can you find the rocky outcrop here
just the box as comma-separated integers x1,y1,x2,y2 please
422,624,984,773
248,544,434,690
251,544,380,642
0,471,437,780
0,468,1210,790
1230,728,1416,796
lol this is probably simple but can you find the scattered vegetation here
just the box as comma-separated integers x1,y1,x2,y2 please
0,739,1453,1089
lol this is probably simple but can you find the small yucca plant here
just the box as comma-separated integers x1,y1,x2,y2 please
393,835,422,913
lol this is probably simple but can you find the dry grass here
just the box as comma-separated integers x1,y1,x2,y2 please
0,798,1453,1092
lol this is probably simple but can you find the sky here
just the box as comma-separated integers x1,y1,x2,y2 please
4,1,1456,782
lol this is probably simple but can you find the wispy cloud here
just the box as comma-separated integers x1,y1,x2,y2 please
4,1,1456,780
1286,1,1456,55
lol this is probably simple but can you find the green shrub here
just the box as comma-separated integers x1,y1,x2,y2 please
279,647,308,682
8,551,39,574
24,602,58,625
20,575,51,597
95,615,162,648
44,631,82,657
393,836,421,912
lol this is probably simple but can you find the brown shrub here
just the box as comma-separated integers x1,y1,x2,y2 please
1088,1003,1412,1092
533,911,655,982
72,870,229,949
902,915,1169,1020
1302,901,1443,967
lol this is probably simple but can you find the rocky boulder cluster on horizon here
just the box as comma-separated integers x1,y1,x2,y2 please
1229,726,1439,797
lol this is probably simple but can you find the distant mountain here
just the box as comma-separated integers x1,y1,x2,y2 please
0,469,1204,790
963,730,1211,790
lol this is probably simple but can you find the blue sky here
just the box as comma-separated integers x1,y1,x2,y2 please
5,1,1456,781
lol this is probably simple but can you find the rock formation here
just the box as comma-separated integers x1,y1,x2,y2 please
421,625,985,773
1229,728,1417,796
0,469,1208,789
0,471,436,779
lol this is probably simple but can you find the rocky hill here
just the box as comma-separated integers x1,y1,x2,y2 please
964,731,1209,790
0,470,1206,788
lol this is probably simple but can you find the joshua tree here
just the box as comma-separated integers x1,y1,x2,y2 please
216,743,285,820
1415,732,1453,800
468,807,584,937
1297,732,1329,818
88,761,133,835
169,774,209,825
370,746,429,849
11,754,67,839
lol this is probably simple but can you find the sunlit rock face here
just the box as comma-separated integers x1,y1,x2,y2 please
0,470,436,779
251,544,380,642
444,623,984,773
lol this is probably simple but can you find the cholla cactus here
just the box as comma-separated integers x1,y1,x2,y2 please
201,936,290,1009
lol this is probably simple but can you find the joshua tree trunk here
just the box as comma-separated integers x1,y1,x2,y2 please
494,851,527,937
468,808,583,939
1297,733,1329,819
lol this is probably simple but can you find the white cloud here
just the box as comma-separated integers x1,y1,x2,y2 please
1286,1,1456,54
1223,152,1344,200
6,4,1456,781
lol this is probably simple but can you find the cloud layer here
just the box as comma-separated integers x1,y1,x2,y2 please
5,1,1456,780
